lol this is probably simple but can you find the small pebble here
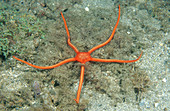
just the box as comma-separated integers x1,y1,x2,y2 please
154,103,159,107
33,81,41,98
162,78,166,82
85,7,89,12
127,31,130,34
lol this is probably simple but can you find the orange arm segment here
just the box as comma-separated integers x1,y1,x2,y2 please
60,12,79,54
91,51,143,63
74,65,85,104
88,5,120,54
13,56,76,69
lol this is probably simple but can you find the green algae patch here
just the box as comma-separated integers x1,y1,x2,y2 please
0,2,45,59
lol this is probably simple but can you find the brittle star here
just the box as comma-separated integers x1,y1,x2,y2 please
13,5,142,104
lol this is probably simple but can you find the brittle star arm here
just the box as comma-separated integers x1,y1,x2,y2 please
88,5,120,54
74,65,85,104
91,51,143,63
13,56,76,69
61,12,79,54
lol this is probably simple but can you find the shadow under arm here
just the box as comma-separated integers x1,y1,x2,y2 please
88,5,120,54
13,56,76,69
74,65,85,104
91,51,143,63
60,12,79,53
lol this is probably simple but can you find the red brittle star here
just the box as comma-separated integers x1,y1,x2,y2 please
13,5,142,104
